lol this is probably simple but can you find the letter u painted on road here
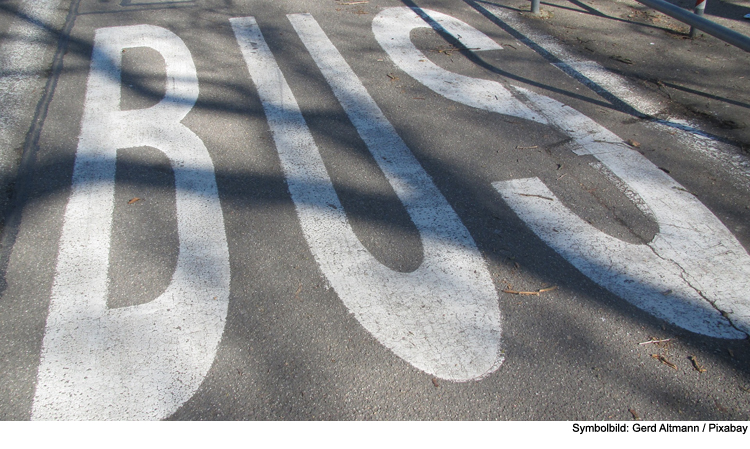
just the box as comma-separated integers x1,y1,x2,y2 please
231,15,503,382
373,7,750,338
32,25,231,420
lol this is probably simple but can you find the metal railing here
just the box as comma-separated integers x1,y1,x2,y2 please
530,0,750,52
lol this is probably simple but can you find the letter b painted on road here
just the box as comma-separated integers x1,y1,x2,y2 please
32,25,231,420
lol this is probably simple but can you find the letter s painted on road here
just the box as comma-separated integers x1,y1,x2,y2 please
373,7,750,338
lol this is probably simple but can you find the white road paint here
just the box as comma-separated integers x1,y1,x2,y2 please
374,7,750,338
32,25,231,420
372,7,544,124
473,1,664,117
498,88,750,338
0,0,63,181
231,15,503,381
476,2,750,192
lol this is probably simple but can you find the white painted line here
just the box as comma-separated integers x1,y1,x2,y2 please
374,7,749,338
476,2,750,192
500,86,750,338
32,25,231,420
372,7,544,124
495,177,743,339
475,2,664,117
231,15,503,381
0,0,62,178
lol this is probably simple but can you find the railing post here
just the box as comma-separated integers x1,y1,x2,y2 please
634,0,750,51
531,0,540,15
690,0,706,38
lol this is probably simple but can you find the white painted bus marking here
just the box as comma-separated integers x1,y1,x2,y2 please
498,86,750,338
231,15,503,381
372,7,543,124
374,7,749,338
32,25,231,420
475,1,750,193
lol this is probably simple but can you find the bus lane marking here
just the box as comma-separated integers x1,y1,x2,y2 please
231,15,503,382
32,25,231,420
373,7,749,338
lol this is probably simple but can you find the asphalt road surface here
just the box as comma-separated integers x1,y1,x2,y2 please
1,0,749,420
